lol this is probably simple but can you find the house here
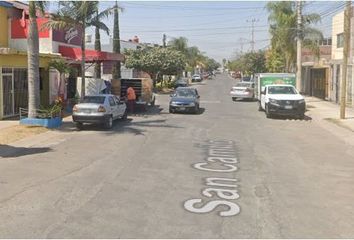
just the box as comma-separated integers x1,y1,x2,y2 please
301,38,332,100
86,35,150,80
0,1,60,119
330,8,354,105
0,1,125,119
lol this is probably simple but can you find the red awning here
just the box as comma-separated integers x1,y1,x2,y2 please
59,45,124,62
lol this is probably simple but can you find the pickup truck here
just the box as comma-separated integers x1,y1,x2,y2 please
255,73,306,119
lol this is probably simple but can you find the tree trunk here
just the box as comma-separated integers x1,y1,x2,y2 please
81,25,86,100
27,2,40,118
112,1,121,80
94,21,101,78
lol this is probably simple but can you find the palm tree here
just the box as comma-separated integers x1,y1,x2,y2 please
45,1,111,99
49,59,72,97
267,1,322,72
112,1,124,80
92,8,112,78
28,1,46,118
168,37,188,54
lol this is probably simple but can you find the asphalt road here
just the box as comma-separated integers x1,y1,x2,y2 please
1,73,354,238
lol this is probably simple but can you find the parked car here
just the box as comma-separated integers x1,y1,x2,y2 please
259,84,306,119
230,82,255,101
192,74,202,82
241,76,252,82
174,78,189,88
72,94,127,129
169,87,200,114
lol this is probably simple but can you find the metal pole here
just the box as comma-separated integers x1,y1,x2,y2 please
296,1,302,92
340,1,351,119
247,19,258,52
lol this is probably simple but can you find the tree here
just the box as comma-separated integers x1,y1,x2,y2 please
266,1,323,72
28,1,46,118
112,1,124,80
124,47,186,87
228,50,267,75
168,37,188,54
92,7,113,78
45,1,110,99
49,59,72,97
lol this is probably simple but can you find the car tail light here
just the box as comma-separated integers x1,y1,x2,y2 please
73,105,78,112
98,105,106,112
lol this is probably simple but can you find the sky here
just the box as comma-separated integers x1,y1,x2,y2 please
49,1,347,63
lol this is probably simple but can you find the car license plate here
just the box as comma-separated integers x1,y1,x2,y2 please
179,107,186,111
284,105,292,109
82,109,91,113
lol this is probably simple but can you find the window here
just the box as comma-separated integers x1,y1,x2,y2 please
109,97,116,106
337,33,344,48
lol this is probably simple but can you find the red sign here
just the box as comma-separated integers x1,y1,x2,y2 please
53,27,82,46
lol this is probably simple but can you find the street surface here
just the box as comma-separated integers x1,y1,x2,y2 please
1,73,354,238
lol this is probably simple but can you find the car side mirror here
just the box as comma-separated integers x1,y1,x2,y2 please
197,95,200,98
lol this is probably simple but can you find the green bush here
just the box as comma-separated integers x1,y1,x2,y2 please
37,103,62,119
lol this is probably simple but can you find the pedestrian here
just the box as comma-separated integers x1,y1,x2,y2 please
126,86,136,114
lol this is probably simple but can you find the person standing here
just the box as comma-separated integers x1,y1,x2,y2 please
126,86,136,114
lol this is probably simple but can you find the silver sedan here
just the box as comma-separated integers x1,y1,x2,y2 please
72,94,127,129
230,82,255,101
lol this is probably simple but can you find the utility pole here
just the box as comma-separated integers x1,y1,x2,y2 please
296,0,303,92
162,34,166,48
238,37,247,54
340,1,351,119
247,18,259,52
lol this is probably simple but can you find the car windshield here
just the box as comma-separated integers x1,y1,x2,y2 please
82,96,106,104
235,83,252,88
242,77,251,81
268,86,297,94
175,89,196,97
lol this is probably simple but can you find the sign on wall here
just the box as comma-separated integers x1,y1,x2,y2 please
53,27,82,46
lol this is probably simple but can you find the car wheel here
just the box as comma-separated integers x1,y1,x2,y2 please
232,97,236,101
194,104,199,114
298,113,305,120
104,115,113,129
75,122,83,130
150,98,155,107
169,107,174,114
265,104,272,118
122,109,128,120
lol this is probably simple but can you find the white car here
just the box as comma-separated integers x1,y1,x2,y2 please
72,94,127,129
192,74,202,82
259,84,306,119
230,82,255,101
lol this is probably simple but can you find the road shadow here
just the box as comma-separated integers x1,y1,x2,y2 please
130,105,164,117
171,107,206,115
106,118,183,136
269,115,312,121
232,98,257,102
0,144,52,158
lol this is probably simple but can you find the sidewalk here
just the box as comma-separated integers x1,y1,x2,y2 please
0,115,73,145
305,96,354,132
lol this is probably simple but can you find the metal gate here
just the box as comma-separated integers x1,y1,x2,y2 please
2,68,14,117
1,68,28,117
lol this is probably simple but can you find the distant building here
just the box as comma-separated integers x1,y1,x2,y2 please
87,36,151,80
